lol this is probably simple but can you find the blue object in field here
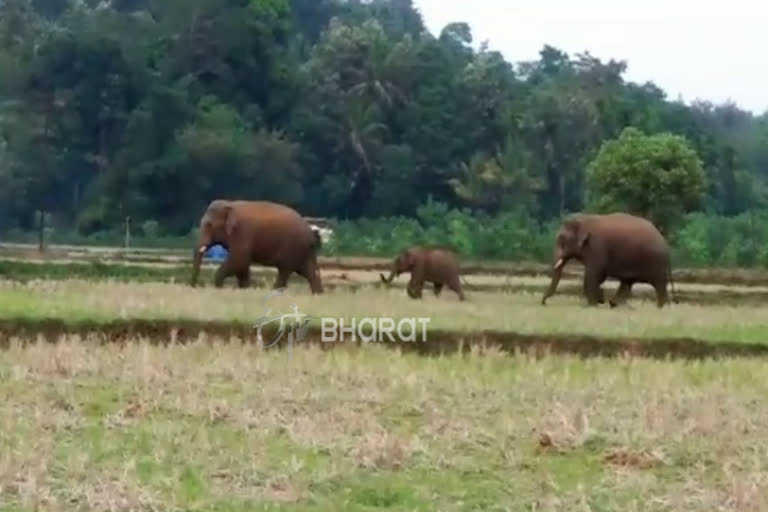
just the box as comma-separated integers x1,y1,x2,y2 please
205,244,228,262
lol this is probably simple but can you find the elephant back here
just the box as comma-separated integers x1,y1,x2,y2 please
423,247,461,278
230,201,318,264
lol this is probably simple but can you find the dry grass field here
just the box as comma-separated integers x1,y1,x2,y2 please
2,250,768,510
1,339,768,511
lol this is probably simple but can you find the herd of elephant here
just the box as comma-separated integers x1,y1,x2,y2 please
189,199,679,308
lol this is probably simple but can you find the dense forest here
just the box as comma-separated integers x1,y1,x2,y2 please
1,0,767,264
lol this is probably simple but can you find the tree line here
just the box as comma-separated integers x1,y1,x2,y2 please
0,0,766,250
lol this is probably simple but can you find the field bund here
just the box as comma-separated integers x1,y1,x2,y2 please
0,277,767,359
2,243,768,358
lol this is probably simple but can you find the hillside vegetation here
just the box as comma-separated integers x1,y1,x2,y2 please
0,0,767,268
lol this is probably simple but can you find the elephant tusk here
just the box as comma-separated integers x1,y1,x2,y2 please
198,245,207,254
554,258,564,270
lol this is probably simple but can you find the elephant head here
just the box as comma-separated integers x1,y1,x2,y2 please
380,249,416,284
190,200,234,287
541,216,591,304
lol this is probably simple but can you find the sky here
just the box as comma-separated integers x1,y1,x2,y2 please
412,0,768,114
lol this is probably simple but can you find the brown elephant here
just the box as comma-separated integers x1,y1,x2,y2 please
540,212,677,307
380,246,465,301
190,199,323,293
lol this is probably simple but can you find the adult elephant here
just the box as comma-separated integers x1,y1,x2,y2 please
190,199,323,293
540,212,676,307
380,246,465,301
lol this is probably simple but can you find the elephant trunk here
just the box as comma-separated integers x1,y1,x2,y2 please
541,255,566,305
190,240,209,287
379,267,397,285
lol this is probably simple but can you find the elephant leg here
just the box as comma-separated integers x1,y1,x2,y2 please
582,268,604,306
433,282,443,296
609,280,633,308
407,260,427,299
407,274,424,299
298,257,323,295
273,268,291,290
217,247,250,288
446,276,465,301
407,283,422,299
596,287,606,304
653,279,669,308
235,267,251,289
214,261,235,287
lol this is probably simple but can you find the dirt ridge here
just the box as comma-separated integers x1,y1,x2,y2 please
2,318,767,361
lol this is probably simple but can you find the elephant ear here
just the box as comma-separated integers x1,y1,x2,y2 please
404,251,416,270
223,203,239,237
410,251,426,275
577,227,591,248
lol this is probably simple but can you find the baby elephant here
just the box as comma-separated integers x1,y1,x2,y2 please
380,246,466,301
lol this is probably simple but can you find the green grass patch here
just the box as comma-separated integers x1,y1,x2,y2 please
0,260,211,284
0,280,768,348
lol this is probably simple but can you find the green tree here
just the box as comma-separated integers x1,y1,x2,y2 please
1,0,768,239
295,17,411,216
585,126,707,235
449,137,544,215
517,47,603,218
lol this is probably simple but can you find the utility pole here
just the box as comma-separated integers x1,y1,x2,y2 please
37,210,46,252
124,216,131,249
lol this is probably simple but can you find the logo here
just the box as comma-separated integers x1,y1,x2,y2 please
252,288,319,351
252,288,432,349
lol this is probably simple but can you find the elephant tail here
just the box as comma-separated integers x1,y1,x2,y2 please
311,228,322,250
